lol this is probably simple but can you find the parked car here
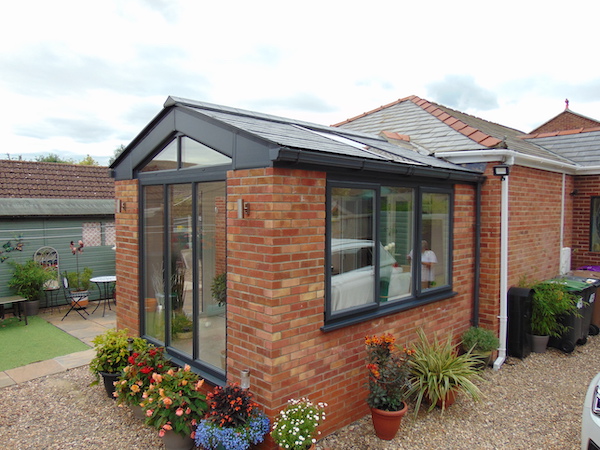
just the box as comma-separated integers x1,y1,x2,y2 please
330,239,410,311
582,371,600,449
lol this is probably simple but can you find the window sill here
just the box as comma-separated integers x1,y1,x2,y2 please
321,289,457,333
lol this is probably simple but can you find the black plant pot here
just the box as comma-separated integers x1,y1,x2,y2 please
100,372,120,399
25,299,39,316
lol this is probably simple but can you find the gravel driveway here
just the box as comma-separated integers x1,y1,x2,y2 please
1,334,599,449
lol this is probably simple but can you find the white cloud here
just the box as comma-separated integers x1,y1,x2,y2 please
1,0,600,163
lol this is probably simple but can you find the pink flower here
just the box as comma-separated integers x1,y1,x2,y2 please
158,429,165,437
162,397,173,406
146,409,153,417
185,408,191,415
163,423,172,431
176,408,184,416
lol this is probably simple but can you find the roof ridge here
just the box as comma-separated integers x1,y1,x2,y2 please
411,99,506,148
333,95,504,148
522,126,600,139
330,95,420,127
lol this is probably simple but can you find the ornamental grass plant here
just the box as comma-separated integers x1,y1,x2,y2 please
195,384,270,450
271,397,327,450
407,328,483,415
141,365,207,438
365,333,414,411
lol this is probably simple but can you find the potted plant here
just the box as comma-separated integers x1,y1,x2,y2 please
530,281,579,352
195,384,270,450
211,273,227,306
172,312,193,339
89,328,148,397
364,333,413,440
64,267,93,307
407,328,482,415
114,345,172,418
8,259,55,316
141,365,208,450
461,326,499,367
272,398,327,450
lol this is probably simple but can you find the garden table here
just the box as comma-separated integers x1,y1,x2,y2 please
0,295,28,325
90,276,116,317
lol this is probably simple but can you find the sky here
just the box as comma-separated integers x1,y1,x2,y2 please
2,0,600,166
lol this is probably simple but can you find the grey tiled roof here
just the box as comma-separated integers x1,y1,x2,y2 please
524,131,600,166
335,97,574,165
173,98,476,173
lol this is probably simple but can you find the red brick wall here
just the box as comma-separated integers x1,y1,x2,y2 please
531,111,600,134
573,175,600,268
114,179,140,335
477,164,573,335
227,167,477,444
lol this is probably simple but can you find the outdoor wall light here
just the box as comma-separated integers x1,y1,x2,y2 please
493,164,510,181
241,369,250,390
237,199,250,218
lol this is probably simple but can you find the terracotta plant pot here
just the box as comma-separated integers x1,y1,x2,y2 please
370,402,408,440
436,388,458,409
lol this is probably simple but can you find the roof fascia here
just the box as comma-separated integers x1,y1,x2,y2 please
274,147,484,184
434,149,591,175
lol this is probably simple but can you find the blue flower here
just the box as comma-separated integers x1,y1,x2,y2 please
195,412,270,450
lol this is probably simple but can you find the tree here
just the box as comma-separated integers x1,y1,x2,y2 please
79,154,99,166
109,144,126,165
35,153,74,164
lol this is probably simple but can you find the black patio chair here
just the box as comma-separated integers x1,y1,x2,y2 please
61,276,89,321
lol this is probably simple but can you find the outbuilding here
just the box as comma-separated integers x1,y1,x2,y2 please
110,96,484,439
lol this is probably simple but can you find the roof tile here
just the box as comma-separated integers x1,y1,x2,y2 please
0,160,114,199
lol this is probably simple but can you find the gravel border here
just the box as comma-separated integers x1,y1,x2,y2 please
1,335,599,449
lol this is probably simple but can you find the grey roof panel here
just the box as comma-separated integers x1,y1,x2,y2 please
525,131,600,166
175,100,477,173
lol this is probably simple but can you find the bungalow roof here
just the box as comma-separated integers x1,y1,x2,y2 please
0,160,114,199
333,96,574,165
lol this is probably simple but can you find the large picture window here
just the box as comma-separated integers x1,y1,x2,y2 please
326,182,452,326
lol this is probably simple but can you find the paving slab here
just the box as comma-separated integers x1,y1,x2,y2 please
5,359,65,384
0,371,15,388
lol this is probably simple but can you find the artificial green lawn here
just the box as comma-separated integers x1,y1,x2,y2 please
0,315,90,372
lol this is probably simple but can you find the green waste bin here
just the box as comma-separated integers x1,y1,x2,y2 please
547,278,595,353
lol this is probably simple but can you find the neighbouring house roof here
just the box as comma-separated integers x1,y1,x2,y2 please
523,129,600,167
0,160,114,199
333,95,574,165
112,97,483,183
0,160,115,217
529,108,600,135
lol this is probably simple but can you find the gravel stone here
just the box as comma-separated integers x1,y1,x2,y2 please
1,335,599,449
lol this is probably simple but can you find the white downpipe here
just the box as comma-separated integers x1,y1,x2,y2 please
494,171,510,370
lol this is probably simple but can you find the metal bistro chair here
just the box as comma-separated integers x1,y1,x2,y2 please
61,276,89,321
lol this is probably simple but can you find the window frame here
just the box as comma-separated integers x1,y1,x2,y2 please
137,134,230,386
324,180,455,331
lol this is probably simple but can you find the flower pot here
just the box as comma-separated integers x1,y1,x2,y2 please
370,402,408,440
131,404,145,420
436,388,458,409
25,299,39,316
70,290,89,308
161,429,194,450
531,334,550,353
99,371,120,399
